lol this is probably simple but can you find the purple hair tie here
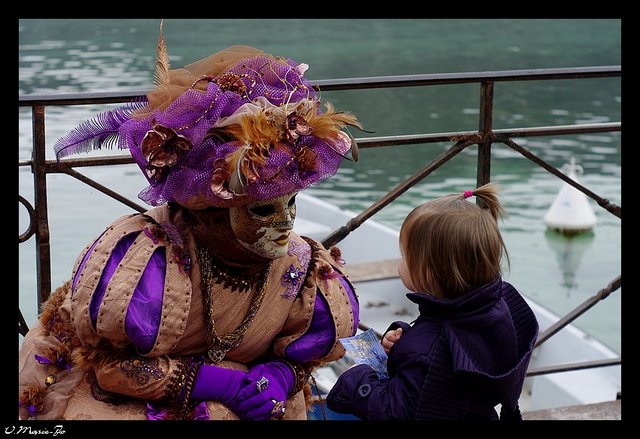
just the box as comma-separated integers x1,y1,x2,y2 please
463,190,474,199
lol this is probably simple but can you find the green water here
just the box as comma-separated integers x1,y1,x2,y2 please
18,19,621,353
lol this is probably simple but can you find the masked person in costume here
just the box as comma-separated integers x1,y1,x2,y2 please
18,25,362,421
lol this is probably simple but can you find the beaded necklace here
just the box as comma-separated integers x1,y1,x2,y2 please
196,244,272,363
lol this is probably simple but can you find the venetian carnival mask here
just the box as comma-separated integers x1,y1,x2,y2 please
229,192,297,259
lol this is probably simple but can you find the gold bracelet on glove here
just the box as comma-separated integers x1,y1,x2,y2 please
164,356,203,419
280,359,311,398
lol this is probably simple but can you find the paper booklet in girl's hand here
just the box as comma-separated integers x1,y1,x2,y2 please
339,329,389,380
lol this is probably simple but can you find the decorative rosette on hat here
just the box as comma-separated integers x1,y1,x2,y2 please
54,22,362,210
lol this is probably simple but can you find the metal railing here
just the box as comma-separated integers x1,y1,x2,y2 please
19,66,621,380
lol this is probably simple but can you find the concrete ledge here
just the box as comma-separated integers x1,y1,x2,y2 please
347,259,401,282
523,400,621,420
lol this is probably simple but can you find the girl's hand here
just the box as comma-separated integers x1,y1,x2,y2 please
381,328,403,355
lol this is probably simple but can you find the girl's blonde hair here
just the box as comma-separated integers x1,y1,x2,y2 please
399,183,509,299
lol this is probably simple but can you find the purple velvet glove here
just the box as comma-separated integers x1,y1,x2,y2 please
234,360,295,420
191,364,247,407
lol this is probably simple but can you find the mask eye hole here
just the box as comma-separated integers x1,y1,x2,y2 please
288,195,296,208
249,204,275,217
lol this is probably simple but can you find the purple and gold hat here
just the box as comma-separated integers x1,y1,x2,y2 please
54,23,361,210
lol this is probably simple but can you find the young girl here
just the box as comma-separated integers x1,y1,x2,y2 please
327,184,539,420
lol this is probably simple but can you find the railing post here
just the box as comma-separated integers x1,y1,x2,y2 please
32,105,52,309
477,81,494,187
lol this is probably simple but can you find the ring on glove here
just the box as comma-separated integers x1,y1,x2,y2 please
270,398,286,419
256,376,269,393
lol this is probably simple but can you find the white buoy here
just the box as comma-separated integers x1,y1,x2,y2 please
543,157,597,235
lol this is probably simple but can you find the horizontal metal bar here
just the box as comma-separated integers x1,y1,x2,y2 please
526,358,621,377
492,122,621,139
18,66,620,106
313,66,621,91
19,156,135,168
18,121,621,170
45,155,135,171
358,132,476,148
19,90,145,106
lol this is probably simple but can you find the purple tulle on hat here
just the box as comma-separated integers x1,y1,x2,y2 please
53,45,360,210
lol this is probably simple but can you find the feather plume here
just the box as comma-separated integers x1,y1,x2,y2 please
302,102,362,139
224,111,282,149
223,112,282,180
154,19,170,86
53,100,147,160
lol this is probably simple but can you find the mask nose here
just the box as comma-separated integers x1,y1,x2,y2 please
272,203,295,231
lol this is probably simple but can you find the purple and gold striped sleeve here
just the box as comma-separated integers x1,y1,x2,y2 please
73,229,165,355
69,212,193,401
